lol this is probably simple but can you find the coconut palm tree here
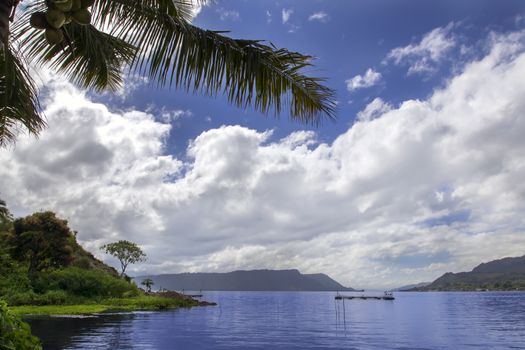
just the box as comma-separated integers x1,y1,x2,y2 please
0,198,12,230
0,0,336,146
0,197,10,216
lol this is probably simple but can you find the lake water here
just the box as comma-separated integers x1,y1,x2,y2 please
25,292,525,350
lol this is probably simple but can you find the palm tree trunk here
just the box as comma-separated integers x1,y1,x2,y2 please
0,0,15,50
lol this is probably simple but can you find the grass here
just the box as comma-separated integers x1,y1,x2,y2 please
10,296,199,316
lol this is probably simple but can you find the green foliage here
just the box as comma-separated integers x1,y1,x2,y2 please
71,256,92,269
20,18,136,92
2,265,140,306
2,290,70,307
0,198,12,222
0,300,42,350
101,240,146,276
11,212,75,273
0,199,13,232
0,44,44,146
0,251,33,305
10,295,197,316
31,267,139,300
3,292,39,307
0,209,140,307
103,295,197,310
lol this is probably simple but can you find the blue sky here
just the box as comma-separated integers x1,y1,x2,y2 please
1,1,525,288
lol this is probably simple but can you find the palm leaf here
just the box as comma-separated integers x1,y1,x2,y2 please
92,0,337,124
13,3,136,92
10,0,335,133
0,44,43,146
0,198,12,222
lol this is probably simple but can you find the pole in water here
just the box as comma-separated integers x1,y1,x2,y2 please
342,297,346,330
334,299,339,325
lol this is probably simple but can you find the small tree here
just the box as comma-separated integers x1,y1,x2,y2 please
101,240,146,277
141,278,154,293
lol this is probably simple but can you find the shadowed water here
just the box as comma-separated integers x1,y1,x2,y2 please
25,292,525,350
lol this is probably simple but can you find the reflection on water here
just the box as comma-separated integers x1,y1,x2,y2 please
26,314,138,350
25,292,525,350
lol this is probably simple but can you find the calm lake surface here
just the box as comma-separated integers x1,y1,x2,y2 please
25,292,525,350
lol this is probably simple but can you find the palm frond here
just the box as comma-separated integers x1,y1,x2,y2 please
14,3,136,92
93,0,336,124
11,0,336,127
0,44,43,146
0,198,12,222
94,0,199,27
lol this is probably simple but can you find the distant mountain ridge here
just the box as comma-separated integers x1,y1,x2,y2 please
393,282,431,291
414,255,525,291
135,269,354,292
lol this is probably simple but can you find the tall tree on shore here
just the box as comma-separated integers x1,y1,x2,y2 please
0,0,336,146
101,240,146,277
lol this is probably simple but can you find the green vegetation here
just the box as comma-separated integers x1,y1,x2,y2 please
101,240,147,277
0,300,42,350
10,296,198,316
0,198,13,232
0,209,141,308
0,201,199,320
11,211,78,273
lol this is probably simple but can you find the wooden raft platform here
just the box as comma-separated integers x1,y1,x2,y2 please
335,295,394,300
186,294,203,298
335,292,395,301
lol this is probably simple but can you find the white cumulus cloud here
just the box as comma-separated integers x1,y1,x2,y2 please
1,30,525,289
308,11,329,23
357,98,392,122
189,0,211,19
346,68,382,92
385,23,456,75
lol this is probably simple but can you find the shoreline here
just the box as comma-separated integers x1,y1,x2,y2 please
10,293,217,316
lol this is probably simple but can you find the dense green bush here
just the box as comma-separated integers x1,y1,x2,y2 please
71,256,92,269
3,292,38,307
0,252,34,305
1,245,140,305
2,290,71,307
0,268,32,296
0,300,42,350
32,267,139,299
